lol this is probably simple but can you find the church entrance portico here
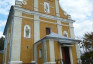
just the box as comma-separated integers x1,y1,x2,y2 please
34,33,80,64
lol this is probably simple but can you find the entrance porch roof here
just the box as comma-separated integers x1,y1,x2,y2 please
35,32,81,45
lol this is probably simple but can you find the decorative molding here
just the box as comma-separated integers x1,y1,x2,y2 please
14,15,74,28
40,3,44,5
50,6,54,8
13,6,75,23
22,0,28,5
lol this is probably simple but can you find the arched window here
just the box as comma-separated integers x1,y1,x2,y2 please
64,31,68,37
24,25,31,38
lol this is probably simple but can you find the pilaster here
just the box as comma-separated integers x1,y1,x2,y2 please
43,40,47,64
49,39,55,63
34,0,38,11
11,10,22,61
55,0,60,17
34,15,40,43
57,20,62,36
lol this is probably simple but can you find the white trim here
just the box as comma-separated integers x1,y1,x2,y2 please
57,20,62,36
9,61,23,64
44,62,56,64
49,39,55,62
43,40,47,63
75,44,81,63
14,6,75,23
39,49,42,58
63,31,68,37
11,10,22,61
34,44,37,64
60,45,63,64
55,0,60,16
14,15,71,27
34,0,38,11
69,47,73,64
69,22,75,39
24,24,31,38
34,15,40,43
44,1,50,13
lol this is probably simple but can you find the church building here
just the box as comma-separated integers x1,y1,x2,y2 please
3,0,81,64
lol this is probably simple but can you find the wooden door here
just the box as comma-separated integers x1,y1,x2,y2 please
62,47,71,64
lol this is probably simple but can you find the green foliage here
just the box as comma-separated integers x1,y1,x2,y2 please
81,51,93,60
83,32,93,51
0,37,4,51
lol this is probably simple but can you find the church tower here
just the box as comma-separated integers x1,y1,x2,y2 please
3,0,81,64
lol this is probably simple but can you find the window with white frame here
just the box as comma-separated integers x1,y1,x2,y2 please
39,49,42,58
24,25,31,38
64,31,68,37
44,1,50,13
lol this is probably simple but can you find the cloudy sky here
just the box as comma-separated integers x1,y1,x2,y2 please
0,0,93,39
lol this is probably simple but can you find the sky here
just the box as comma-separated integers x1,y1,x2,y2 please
0,0,93,39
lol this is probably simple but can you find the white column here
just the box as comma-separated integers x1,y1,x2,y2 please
69,47,73,64
69,22,75,39
49,39,55,63
60,45,63,64
11,10,22,61
34,15,40,43
69,22,81,64
34,0,38,11
55,0,60,17
34,44,37,63
43,40,47,64
57,20,62,36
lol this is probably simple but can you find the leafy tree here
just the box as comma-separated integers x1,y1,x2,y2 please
83,32,93,52
81,51,93,60
0,37,4,51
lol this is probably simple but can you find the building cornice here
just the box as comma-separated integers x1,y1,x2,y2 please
13,6,75,23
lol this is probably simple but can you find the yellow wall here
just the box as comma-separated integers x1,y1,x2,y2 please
54,41,61,63
20,13,34,63
0,53,3,64
40,17,58,39
37,43,43,64
38,0,56,16
22,0,34,11
59,4,68,19
62,22,70,38
71,45,77,64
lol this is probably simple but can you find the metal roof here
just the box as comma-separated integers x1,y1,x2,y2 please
35,32,81,44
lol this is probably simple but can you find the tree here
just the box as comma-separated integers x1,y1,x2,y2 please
83,32,93,52
0,37,4,51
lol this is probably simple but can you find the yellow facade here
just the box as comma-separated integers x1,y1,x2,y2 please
40,17,58,38
4,0,79,64
0,53,3,64
62,22,71,37
22,0,34,11
38,0,56,16
20,13,34,63
37,43,43,64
